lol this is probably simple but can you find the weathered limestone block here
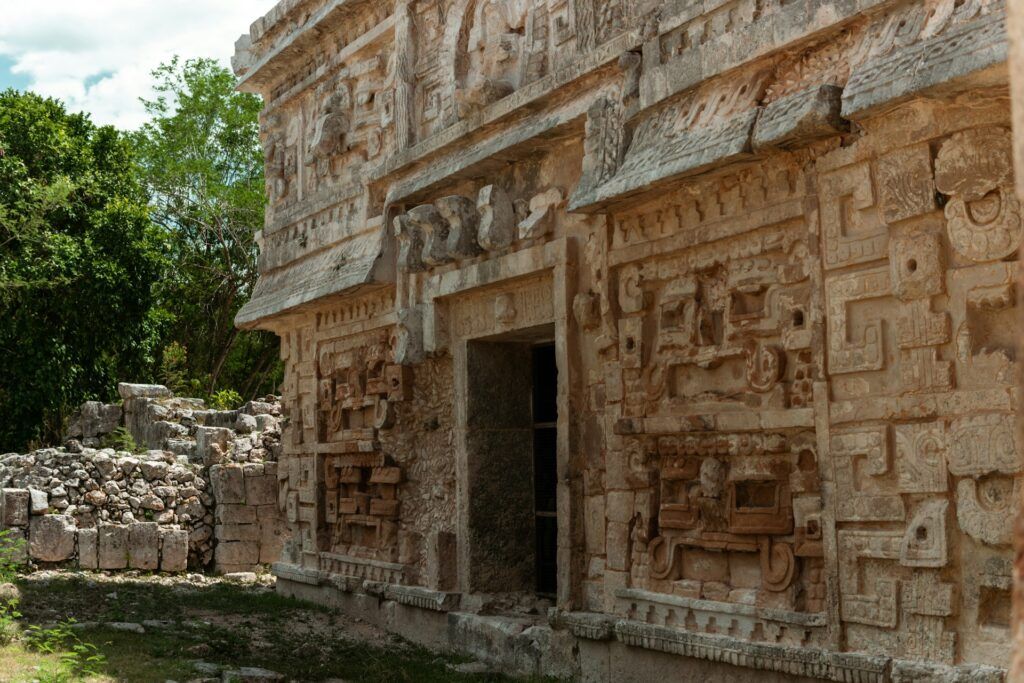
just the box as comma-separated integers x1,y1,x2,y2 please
436,195,482,258
66,401,122,439
257,509,284,565
215,541,260,568
27,489,48,515
128,522,159,570
28,514,76,562
117,383,173,401
2,489,30,528
245,473,276,507
393,213,425,272
159,528,189,572
407,204,452,266
426,530,457,592
842,11,1008,120
98,525,129,570
217,504,257,525
752,85,846,151
196,427,233,466
78,528,98,570
216,524,260,542
211,464,246,504
477,185,516,251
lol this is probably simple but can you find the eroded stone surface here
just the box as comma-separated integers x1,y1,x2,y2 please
232,0,1020,679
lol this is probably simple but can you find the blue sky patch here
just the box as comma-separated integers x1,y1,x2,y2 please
0,55,31,91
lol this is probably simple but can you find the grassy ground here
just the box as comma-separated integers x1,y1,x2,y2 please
2,573,534,683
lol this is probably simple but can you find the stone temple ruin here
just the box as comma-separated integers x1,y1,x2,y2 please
231,0,1020,680
0,384,285,575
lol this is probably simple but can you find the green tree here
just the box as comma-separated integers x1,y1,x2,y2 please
134,57,281,399
0,90,165,451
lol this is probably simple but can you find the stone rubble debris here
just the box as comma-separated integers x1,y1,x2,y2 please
0,384,286,573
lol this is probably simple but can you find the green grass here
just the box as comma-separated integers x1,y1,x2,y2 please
5,574,550,682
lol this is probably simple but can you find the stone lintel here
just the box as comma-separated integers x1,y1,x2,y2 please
752,85,848,152
842,10,1009,121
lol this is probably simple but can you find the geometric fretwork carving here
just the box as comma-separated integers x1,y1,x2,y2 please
838,529,901,627
826,267,890,375
831,426,905,522
894,422,948,494
820,162,887,270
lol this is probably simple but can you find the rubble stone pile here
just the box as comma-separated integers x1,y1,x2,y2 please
0,383,285,573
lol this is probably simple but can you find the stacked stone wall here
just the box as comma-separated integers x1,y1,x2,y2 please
0,383,285,574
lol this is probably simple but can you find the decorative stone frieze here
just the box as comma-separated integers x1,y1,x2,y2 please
234,0,1020,679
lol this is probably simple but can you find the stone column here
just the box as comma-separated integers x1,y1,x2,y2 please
394,0,415,152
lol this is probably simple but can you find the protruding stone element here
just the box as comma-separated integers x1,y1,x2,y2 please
900,500,949,568
518,188,564,240
476,185,516,251
393,306,424,366
752,85,847,151
957,477,1017,546
117,383,173,401
27,488,48,516
407,205,452,266
393,213,425,272
28,514,76,562
935,126,1023,263
436,195,482,258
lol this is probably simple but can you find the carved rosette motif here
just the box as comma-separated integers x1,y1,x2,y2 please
935,127,1023,262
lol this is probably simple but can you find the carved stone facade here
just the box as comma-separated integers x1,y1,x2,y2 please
235,0,1016,679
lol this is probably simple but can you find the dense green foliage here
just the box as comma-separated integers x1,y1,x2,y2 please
135,58,281,401
0,90,164,450
0,58,281,452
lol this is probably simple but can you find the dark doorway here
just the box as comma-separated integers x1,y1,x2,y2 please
532,344,558,596
465,332,559,597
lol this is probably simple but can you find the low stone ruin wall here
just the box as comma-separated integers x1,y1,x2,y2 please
210,463,282,572
0,383,285,574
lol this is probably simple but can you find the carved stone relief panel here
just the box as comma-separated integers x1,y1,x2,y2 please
818,120,1021,669
314,329,414,565
598,149,825,621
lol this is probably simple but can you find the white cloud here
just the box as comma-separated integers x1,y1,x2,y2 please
0,0,280,129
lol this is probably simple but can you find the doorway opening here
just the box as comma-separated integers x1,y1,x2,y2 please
465,328,559,597
532,344,558,597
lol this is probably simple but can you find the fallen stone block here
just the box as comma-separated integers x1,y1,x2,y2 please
128,523,159,570
29,514,76,562
98,525,129,569
160,528,189,572
78,528,98,570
